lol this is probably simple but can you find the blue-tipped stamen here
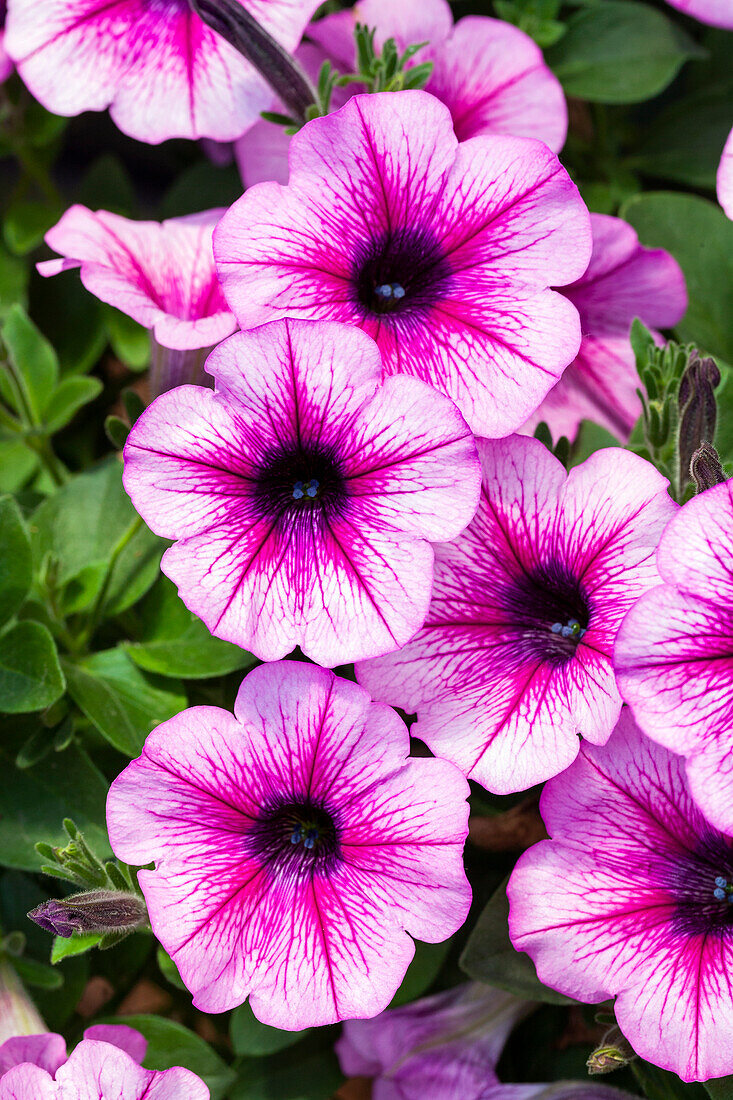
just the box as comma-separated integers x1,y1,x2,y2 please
713,876,733,903
290,826,303,845
552,618,586,640
290,822,320,852
374,282,406,304
292,479,320,501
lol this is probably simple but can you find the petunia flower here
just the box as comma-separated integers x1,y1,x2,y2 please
615,477,733,836
524,214,687,443
0,2,12,83
122,316,480,665
357,434,676,794
236,0,567,188
4,0,321,143
663,0,733,28
38,206,237,395
718,127,733,220
215,90,592,438
0,1025,208,1099
106,661,472,1028
0,959,45,1047
508,710,733,1083
338,981,637,1100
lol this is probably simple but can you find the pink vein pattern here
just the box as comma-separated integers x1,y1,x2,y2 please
508,711,733,1083
357,434,676,794
106,662,472,1028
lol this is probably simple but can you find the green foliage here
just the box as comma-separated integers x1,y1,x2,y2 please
494,0,565,48
231,1002,309,1057
706,1078,733,1100
0,495,32,626
230,1027,342,1100
0,621,65,713
547,0,701,104
460,878,574,1004
50,931,103,963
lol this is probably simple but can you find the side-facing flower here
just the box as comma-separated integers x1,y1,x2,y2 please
38,206,236,395
718,127,733,220
508,711,733,1083
615,477,733,835
338,981,637,1100
107,662,471,1028
122,317,480,665
216,90,592,437
0,1025,208,1099
4,0,321,143
524,214,686,442
357,434,675,794
237,0,567,188
663,0,733,28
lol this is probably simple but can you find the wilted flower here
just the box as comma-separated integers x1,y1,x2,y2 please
216,90,591,437
524,214,686,442
4,0,321,142
358,434,675,794
238,0,567,187
508,711,733,1082
107,662,472,1028
718,126,733,220
0,1025,208,1098
38,206,237,395
122,317,480,665
616,476,733,836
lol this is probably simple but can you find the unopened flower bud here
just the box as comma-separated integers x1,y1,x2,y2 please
690,441,727,494
678,351,721,487
587,1026,636,1075
28,891,148,939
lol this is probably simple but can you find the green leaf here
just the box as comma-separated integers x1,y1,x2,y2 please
158,162,243,220
569,420,621,466
0,441,38,493
460,878,574,1005
63,647,185,756
10,953,63,989
3,199,62,256
78,155,136,216
58,561,108,616
390,937,451,1007
546,0,700,104
32,458,163,617
231,1002,308,1057
621,192,733,364
124,578,256,680
51,932,103,963
630,88,733,190
0,621,65,714
33,270,107,378
2,304,59,423
103,307,150,370
707,1078,733,1099
229,1028,341,1100
0,243,29,322
43,376,103,434
103,1015,236,1100
0,496,32,626
0,725,110,870
156,946,187,991
104,415,130,450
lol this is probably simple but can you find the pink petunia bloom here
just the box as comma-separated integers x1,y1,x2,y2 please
122,316,480,665
236,0,566,188
0,2,12,84
718,127,733,220
4,0,321,143
524,214,687,443
663,0,733,29
615,477,733,836
357,434,676,794
508,710,733,1082
0,1026,208,1099
215,90,592,438
38,206,237,394
107,661,471,1028
338,982,637,1100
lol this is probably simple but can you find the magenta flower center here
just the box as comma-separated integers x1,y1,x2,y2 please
504,563,591,664
352,228,453,318
664,840,733,938
247,799,340,877
253,443,347,525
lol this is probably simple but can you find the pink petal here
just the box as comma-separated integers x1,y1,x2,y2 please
0,1035,66,1077
718,126,733,219
0,1064,58,1100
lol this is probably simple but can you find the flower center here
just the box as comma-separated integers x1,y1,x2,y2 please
352,227,453,317
247,799,340,878
665,838,733,938
502,563,591,665
714,876,733,904
252,444,347,525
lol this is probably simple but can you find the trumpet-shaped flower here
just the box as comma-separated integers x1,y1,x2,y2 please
122,317,479,665
338,982,637,1100
616,477,733,836
106,662,471,1028
0,1026,208,1099
4,0,321,143
718,127,733,220
216,90,591,437
508,711,733,1082
38,206,237,394
525,214,686,442
357,434,675,794
237,0,567,188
